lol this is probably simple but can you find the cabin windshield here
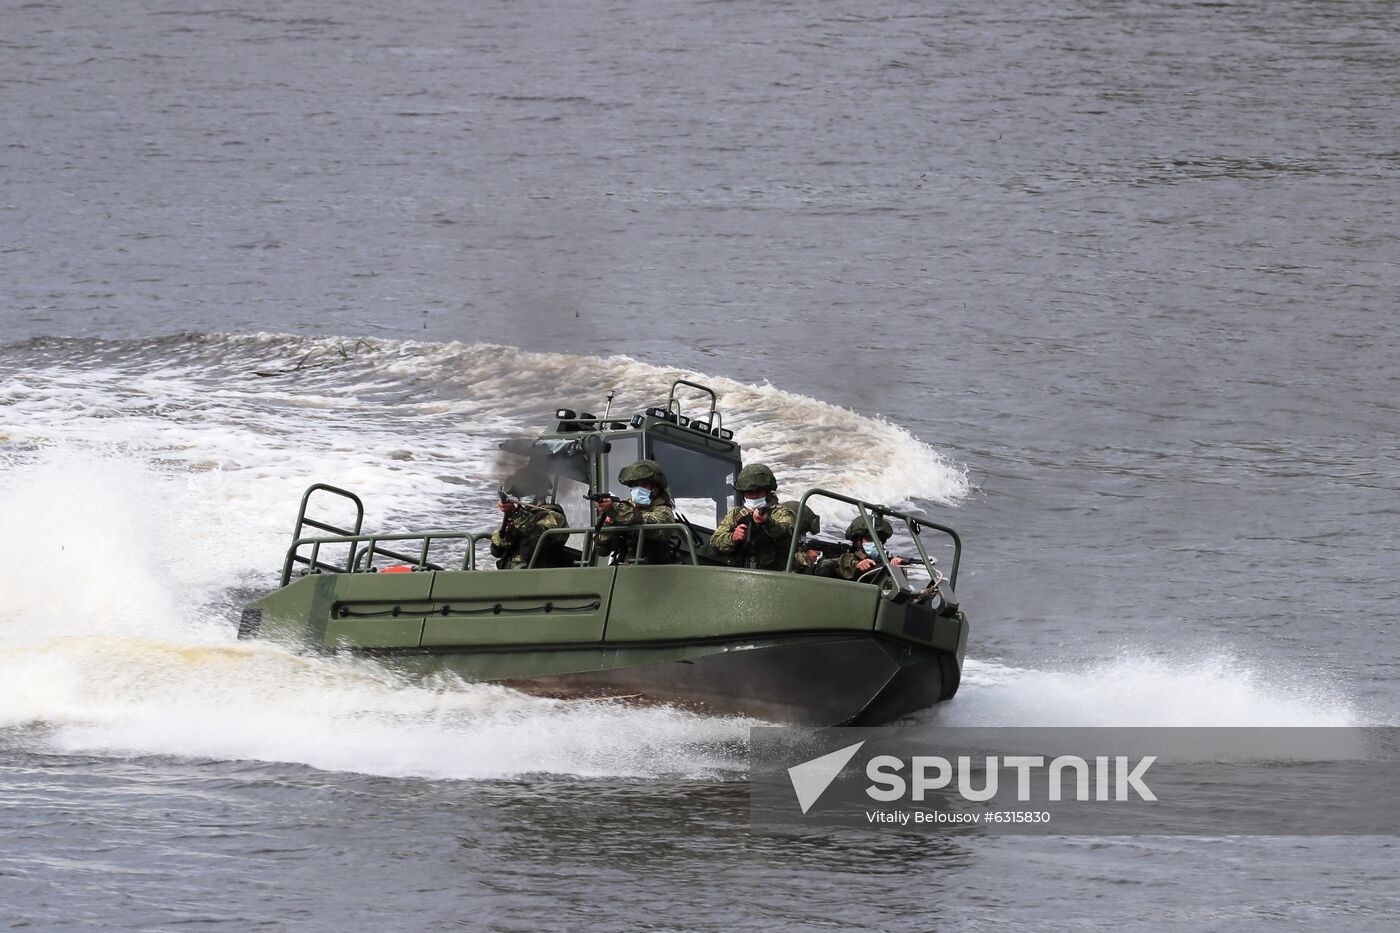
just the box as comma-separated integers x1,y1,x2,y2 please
553,475,591,528
648,438,737,527
601,435,644,487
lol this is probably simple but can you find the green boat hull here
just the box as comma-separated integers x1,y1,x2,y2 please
241,564,968,726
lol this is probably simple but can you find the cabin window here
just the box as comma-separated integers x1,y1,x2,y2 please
552,475,592,529
601,436,643,491
646,439,737,527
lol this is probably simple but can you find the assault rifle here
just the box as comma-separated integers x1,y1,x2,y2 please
797,536,848,561
726,503,772,568
497,488,516,537
796,536,935,566
583,492,622,564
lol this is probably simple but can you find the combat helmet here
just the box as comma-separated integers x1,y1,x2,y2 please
845,514,893,543
501,466,552,500
735,463,777,493
618,459,669,489
781,500,821,537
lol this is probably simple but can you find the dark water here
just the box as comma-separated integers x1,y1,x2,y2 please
3,0,1400,928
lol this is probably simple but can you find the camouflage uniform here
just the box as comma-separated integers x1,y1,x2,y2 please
708,463,806,571
785,499,824,574
792,547,823,574
489,466,570,570
596,499,679,565
490,502,569,569
710,494,797,570
814,515,894,583
595,459,680,565
814,551,874,581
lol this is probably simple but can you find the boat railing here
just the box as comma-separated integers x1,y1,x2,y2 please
665,378,724,437
282,484,365,581
351,531,498,574
281,530,481,587
787,488,963,600
281,521,703,584
530,523,700,568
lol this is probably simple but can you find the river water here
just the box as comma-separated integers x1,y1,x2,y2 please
3,0,1398,929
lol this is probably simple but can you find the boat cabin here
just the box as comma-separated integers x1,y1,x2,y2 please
504,379,741,531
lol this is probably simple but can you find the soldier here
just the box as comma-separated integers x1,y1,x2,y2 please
783,500,825,573
489,467,570,569
710,463,798,570
595,459,679,565
815,515,910,582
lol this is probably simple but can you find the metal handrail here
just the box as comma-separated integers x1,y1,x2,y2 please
531,523,699,568
283,484,366,584
787,488,963,596
466,532,493,570
293,483,364,539
281,530,480,587
666,379,721,435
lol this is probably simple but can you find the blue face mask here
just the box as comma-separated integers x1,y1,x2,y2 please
862,541,880,558
517,495,538,505
629,487,652,507
743,496,767,510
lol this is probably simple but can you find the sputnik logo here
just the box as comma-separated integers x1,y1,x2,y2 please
787,741,865,814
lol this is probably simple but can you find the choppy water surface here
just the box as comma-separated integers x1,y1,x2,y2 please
3,0,1399,929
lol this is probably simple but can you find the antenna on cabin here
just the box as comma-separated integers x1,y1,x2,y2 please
602,390,616,421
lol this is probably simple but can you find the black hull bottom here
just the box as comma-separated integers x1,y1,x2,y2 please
503,636,954,726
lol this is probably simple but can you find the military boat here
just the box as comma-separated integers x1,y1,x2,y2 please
239,380,968,725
